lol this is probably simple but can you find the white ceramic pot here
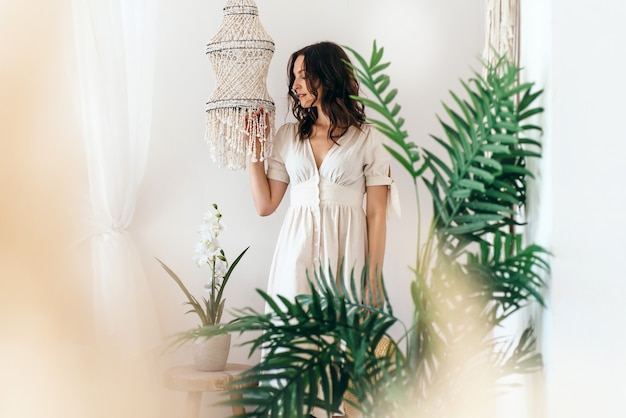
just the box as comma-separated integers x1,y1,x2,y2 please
191,332,231,372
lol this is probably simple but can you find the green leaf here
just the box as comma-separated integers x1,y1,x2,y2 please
371,62,391,74
367,118,399,139
494,121,523,133
483,144,512,154
384,144,416,178
519,107,544,121
483,189,520,205
466,200,517,215
488,133,519,144
444,221,489,235
424,149,453,180
450,90,478,139
356,96,390,116
520,124,543,134
377,76,391,94
501,165,533,176
468,166,495,183
458,178,486,192
453,214,504,223
384,88,398,104
438,121,464,165
518,88,543,112
424,157,452,192
342,45,368,74
370,41,384,67
156,257,209,326
373,74,387,85
443,104,473,156
518,137,542,147
424,179,450,224
473,156,503,172
509,149,541,159
451,188,472,199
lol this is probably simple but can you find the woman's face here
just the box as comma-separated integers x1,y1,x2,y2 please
291,55,321,109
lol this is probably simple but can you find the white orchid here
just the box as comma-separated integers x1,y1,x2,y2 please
158,203,249,326
212,257,227,282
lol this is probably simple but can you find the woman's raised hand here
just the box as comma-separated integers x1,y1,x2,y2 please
245,108,271,162
245,108,270,138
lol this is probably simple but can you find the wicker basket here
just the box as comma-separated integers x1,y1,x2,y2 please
343,337,394,418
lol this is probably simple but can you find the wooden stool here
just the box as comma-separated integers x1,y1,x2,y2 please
163,363,252,418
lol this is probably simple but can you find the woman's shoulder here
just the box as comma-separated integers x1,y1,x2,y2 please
276,121,298,138
271,122,299,156
347,123,381,144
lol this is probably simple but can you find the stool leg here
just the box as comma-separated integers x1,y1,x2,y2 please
185,391,202,418
230,392,245,416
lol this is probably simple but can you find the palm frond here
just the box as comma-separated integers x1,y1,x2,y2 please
491,322,544,377
425,57,544,257
195,265,406,417
467,232,550,323
343,41,425,182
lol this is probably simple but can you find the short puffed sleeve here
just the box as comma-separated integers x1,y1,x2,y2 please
364,125,401,217
364,126,393,187
266,123,292,184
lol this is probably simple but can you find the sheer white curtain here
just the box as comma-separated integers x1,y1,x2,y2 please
72,0,160,354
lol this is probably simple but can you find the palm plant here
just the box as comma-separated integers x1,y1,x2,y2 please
195,42,550,417
343,42,550,415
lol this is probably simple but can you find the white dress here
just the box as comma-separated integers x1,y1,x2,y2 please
265,122,395,303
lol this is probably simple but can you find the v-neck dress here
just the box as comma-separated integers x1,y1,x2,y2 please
265,122,394,303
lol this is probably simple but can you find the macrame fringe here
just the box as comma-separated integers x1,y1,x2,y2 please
483,0,520,70
205,106,275,170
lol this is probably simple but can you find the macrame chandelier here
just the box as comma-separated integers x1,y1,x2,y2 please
205,0,275,170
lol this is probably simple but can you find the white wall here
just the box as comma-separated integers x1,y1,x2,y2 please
523,1,626,417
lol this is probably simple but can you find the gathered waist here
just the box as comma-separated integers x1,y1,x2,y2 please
290,177,363,207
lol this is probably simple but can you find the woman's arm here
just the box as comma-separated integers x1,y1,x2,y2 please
365,184,388,308
249,159,288,216
247,110,288,216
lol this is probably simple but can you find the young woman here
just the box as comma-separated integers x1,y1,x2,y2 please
249,41,394,311
248,40,396,418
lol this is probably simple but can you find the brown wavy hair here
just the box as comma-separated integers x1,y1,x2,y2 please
287,41,366,141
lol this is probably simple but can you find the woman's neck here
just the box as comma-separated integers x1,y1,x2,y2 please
313,108,331,134
315,107,330,124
